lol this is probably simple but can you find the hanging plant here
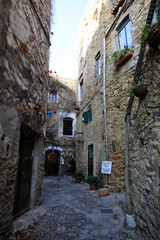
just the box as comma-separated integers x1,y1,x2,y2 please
128,81,148,99
141,23,160,51
147,23,160,48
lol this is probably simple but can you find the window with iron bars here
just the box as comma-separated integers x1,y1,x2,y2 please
63,117,73,136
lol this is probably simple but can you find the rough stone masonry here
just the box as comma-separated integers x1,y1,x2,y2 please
0,0,51,238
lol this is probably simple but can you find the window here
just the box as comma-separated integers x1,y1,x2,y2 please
95,52,101,78
78,74,84,102
80,80,84,101
63,117,73,136
83,106,92,123
59,112,76,137
118,20,133,49
152,0,160,23
49,91,57,102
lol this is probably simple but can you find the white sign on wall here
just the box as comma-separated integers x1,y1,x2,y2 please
101,161,112,174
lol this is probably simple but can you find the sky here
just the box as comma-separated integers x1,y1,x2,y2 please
49,0,90,79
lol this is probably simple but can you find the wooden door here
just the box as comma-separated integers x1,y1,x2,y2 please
88,144,93,176
13,133,34,217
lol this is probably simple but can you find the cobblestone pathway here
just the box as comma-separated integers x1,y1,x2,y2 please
9,176,146,240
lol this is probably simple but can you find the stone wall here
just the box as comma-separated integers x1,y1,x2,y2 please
129,49,160,239
76,0,150,191
45,75,77,175
76,0,109,183
104,0,151,191
0,0,51,238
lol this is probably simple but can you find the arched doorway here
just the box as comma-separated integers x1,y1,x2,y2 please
45,149,60,176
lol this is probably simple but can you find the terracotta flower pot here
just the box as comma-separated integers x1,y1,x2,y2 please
116,50,133,68
75,178,80,183
133,84,148,99
147,24,160,48
90,184,98,190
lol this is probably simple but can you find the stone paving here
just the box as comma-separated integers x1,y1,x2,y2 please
9,176,148,240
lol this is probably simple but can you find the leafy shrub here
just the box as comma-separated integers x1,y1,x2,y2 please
87,176,100,185
72,171,85,181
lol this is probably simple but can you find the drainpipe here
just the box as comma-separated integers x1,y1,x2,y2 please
103,37,109,188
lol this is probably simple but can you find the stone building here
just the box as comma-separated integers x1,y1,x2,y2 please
76,0,160,238
45,75,77,176
76,0,111,187
0,0,51,238
126,0,160,238
76,0,155,191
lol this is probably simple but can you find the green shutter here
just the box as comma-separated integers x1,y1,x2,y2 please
83,106,92,123
83,111,88,123
88,106,92,122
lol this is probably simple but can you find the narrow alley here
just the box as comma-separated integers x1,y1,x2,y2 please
9,176,147,240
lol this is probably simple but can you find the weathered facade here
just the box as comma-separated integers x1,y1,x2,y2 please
0,0,51,238
127,1,160,238
45,75,77,176
129,49,160,240
76,0,111,186
76,0,160,239
76,0,146,191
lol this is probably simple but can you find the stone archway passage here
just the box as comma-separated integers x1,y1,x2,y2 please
45,149,60,176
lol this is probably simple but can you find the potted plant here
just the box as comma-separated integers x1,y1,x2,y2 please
87,176,100,190
110,48,133,68
141,23,160,50
128,81,148,99
72,171,85,183
147,23,160,48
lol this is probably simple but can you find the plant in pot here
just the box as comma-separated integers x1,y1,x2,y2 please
141,23,160,50
109,48,133,68
128,81,148,99
87,176,100,190
72,171,85,183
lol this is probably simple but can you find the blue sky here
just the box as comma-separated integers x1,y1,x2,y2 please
49,0,89,78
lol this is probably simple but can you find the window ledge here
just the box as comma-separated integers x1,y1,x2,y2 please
116,49,133,69
62,135,74,138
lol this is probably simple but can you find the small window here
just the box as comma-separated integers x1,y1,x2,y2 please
83,106,92,123
118,20,133,49
95,52,101,78
63,117,73,136
49,91,57,102
80,80,84,101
